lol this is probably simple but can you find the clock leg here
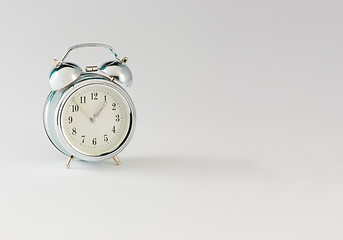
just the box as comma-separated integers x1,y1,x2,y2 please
113,156,120,166
66,155,75,169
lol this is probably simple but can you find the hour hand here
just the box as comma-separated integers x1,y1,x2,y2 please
72,98,94,120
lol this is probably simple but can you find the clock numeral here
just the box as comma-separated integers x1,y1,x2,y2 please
80,96,86,103
104,95,107,101
72,128,77,135
112,126,116,133
81,135,85,143
115,114,120,122
91,92,98,100
68,116,73,123
104,134,108,142
72,105,79,112
112,103,117,110
92,138,97,145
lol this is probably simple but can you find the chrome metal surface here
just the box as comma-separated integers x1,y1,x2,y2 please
43,91,69,156
49,62,82,90
43,74,136,162
60,43,121,63
100,61,133,88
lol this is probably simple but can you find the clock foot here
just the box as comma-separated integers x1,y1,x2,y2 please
66,155,75,169
113,156,120,166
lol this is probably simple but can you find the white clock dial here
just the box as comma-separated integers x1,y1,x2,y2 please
61,84,131,156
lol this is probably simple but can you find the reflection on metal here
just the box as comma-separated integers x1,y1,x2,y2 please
49,62,82,90
100,61,133,87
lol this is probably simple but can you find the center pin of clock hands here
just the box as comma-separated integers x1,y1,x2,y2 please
91,100,107,123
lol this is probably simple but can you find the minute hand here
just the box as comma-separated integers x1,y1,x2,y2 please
93,100,107,118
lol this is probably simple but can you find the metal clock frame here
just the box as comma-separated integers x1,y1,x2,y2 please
43,73,136,164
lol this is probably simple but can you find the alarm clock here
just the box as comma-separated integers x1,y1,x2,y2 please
43,43,136,168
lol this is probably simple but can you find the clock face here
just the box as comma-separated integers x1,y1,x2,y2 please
60,83,131,156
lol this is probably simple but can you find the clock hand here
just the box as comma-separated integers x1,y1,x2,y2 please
72,98,94,121
92,100,107,121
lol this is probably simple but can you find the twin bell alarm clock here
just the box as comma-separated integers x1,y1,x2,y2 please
43,43,136,168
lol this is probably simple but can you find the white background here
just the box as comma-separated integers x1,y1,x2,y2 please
0,0,342,239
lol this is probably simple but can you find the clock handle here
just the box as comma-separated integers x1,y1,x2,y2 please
59,43,123,63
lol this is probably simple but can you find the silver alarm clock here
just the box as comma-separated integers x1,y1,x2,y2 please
43,43,136,168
